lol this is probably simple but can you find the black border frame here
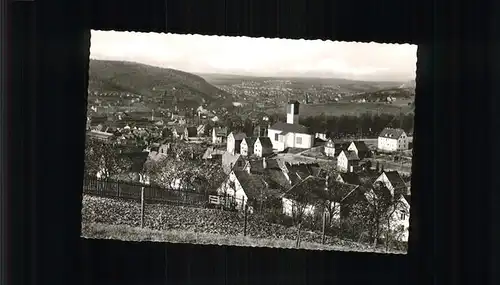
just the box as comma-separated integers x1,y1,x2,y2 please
6,0,498,285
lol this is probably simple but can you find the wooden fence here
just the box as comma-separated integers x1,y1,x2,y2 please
82,176,245,210
82,176,207,206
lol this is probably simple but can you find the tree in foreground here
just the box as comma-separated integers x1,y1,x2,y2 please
84,138,132,179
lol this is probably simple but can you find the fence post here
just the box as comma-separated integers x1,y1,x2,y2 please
296,223,302,248
243,204,248,237
140,186,145,228
322,212,326,245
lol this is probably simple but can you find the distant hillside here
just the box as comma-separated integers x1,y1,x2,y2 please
348,87,415,101
88,60,234,108
198,73,405,93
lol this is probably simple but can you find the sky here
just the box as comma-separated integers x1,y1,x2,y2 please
90,30,417,82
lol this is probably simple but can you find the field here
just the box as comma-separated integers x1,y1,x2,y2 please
82,223,376,252
81,195,405,254
266,102,412,117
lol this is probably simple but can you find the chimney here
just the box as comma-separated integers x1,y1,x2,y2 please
262,158,267,169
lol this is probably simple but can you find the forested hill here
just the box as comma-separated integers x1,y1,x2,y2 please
88,60,234,108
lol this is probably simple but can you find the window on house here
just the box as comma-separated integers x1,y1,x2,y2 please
274,134,279,141
237,161,243,167
296,137,302,144
400,212,406,220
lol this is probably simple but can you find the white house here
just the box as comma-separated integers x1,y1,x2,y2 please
267,101,314,151
212,127,228,145
377,128,409,152
221,151,246,174
388,194,411,242
240,137,258,157
227,132,247,154
216,169,269,213
347,141,370,159
374,171,408,196
337,150,360,173
324,139,336,157
254,137,274,158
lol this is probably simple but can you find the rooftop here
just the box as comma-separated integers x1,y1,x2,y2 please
269,122,311,134
379,128,406,139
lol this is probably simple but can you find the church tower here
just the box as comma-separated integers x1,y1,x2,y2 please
286,100,300,124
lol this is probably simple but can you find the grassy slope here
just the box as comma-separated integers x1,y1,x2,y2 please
81,195,405,254
82,223,375,252
88,59,234,107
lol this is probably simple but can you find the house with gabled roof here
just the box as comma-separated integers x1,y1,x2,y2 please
284,162,320,185
324,178,363,220
212,127,228,145
390,194,411,242
378,128,409,152
324,139,336,157
335,172,362,186
202,146,225,160
216,167,285,213
221,151,246,174
374,170,409,196
227,132,247,154
281,176,329,217
362,181,411,242
254,137,274,157
337,150,360,173
241,137,258,157
347,141,370,159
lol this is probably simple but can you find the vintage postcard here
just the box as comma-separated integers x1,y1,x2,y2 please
82,30,416,254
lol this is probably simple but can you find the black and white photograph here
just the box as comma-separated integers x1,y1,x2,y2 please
81,30,416,253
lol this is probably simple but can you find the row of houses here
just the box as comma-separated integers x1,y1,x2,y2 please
215,157,411,241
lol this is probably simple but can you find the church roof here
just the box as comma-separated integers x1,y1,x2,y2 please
269,122,311,134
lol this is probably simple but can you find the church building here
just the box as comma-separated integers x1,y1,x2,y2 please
267,101,314,152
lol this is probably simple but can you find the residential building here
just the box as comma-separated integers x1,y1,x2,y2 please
267,101,314,151
281,176,324,217
212,127,228,145
253,124,269,137
202,146,225,160
389,194,411,242
240,137,258,157
377,128,409,152
226,132,247,154
337,150,360,173
254,137,274,157
324,139,336,157
374,170,409,196
217,169,281,213
335,172,362,186
347,141,370,159
221,151,246,174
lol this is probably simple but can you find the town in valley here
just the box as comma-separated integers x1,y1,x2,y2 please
82,32,416,253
